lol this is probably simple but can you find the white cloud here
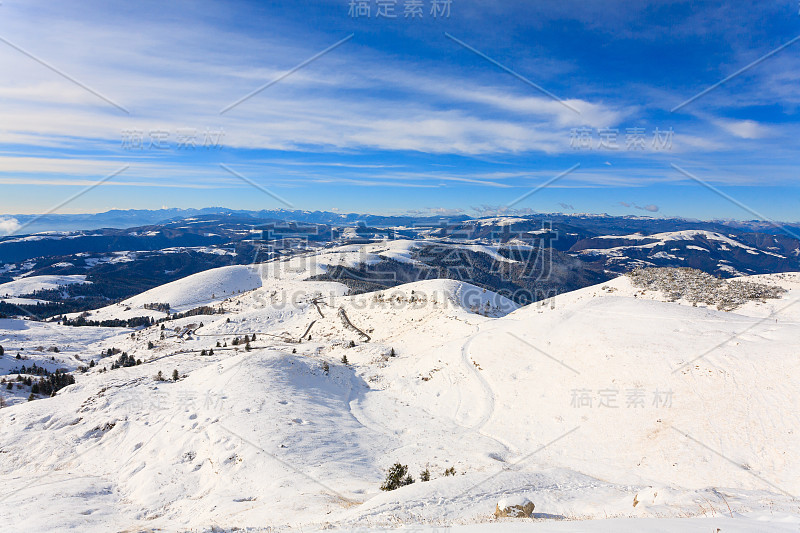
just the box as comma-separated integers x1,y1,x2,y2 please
0,218,22,235
715,119,768,139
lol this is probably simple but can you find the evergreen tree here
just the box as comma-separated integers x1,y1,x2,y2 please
172,369,179,381
420,468,430,482
380,463,414,491
0,345,4,356
341,355,349,365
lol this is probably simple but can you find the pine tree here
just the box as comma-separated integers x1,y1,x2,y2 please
443,466,456,477
380,463,414,491
245,342,252,351
251,333,256,341
148,341,154,349
172,369,179,381
341,355,349,365
208,348,214,356
28,393,35,402
420,468,430,482
389,347,396,357
0,345,4,356
156,370,164,381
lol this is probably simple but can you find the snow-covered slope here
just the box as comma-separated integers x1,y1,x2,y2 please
1,268,799,532
76,265,266,322
0,274,89,298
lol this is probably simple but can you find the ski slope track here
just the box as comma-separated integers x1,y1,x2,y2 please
1,259,799,532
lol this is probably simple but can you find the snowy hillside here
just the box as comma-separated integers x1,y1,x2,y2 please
0,274,90,306
0,263,799,532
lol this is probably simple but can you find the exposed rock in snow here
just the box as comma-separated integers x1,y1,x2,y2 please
495,496,535,518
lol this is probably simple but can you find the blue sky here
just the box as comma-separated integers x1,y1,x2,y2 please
1,0,799,222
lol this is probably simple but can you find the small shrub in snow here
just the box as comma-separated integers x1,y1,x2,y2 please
156,370,164,381
341,355,349,365
322,361,330,374
420,468,430,482
443,466,456,476
380,463,414,491
172,369,179,381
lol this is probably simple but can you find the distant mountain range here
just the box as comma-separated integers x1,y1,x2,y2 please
2,210,800,319
4,207,799,236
